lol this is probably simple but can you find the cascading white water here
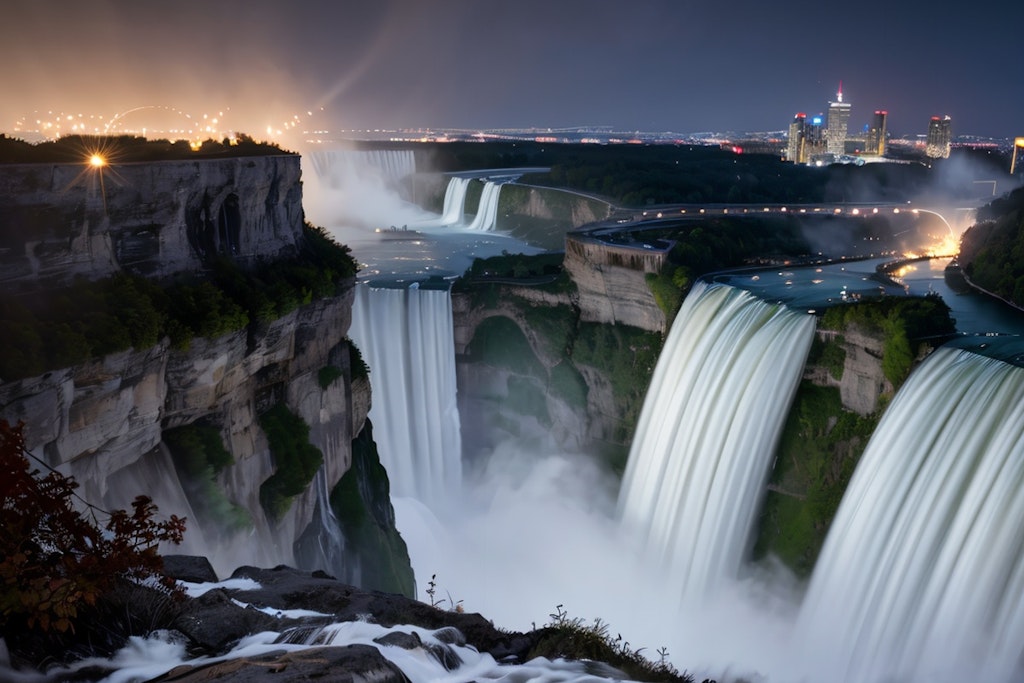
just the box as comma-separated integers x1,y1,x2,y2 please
794,344,1024,683
440,177,471,226
307,149,416,185
293,467,356,585
347,284,462,509
464,181,502,231
617,282,816,604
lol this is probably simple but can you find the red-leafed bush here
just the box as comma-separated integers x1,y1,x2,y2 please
0,420,186,636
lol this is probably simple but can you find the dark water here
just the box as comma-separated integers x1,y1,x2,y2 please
714,257,1024,337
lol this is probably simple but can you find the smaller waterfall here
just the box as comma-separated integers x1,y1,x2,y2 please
464,181,503,231
617,282,816,604
294,467,356,585
440,177,471,226
794,343,1024,683
347,284,462,509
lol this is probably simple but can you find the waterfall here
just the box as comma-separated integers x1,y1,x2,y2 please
440,177,471,225
293,467,356,586
464,181,503,231
794,343,1024,683
347,284,462,509
306,149,416,186
617,282,816,604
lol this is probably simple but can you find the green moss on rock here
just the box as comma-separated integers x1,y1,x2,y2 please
330,421,416,597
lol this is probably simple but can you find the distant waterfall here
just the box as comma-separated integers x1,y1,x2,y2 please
307,149,416,186
617,282,815,604
347,284,462,509
440,177,471,225
464,181,503,231
794,344,1024,683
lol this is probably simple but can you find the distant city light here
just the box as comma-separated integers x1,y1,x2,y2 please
89,153,105,167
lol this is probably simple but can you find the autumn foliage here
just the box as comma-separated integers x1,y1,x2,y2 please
0,420,186,636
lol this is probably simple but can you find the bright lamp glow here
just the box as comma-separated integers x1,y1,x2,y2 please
89,154,105,167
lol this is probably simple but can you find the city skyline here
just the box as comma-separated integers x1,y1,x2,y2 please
2,0,1022,140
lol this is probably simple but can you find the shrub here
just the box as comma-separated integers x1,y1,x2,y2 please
258,405,324,521
0,420,185,637
348,340,369,381
318,365,344,389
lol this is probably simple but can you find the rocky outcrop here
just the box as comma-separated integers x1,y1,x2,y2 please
0,287,371,576
496,185,614,249
564,235,666,332
0,155,304,288
806,327,892,415
452,282,660,458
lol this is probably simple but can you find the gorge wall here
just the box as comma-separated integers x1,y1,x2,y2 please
0,154,304,287
563,234,667,333
0,282,368,577
0,153,409,587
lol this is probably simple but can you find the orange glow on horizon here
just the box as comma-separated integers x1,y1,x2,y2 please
89,153,105,167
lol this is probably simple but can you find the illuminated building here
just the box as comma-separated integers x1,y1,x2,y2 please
787,113,807,163
826,83,851,156
865,110,887,156
926,115,952,159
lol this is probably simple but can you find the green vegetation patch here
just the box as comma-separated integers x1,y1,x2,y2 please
505,376,552,427
0,223,357,379
317,365,344,389
465,316,546,378
753,383,878,575
820,294,955,386
572,322,662,447
330,421,416,597
806,333,846,381
258,404,324,522
959,185,1024,305
348,339,369,381
530,605,692,683
549,360,589,411
164,424,251,535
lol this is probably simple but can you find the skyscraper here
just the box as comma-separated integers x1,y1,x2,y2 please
826,83,851,157
865,110,887,156
787,113,807,163
926,115,952,159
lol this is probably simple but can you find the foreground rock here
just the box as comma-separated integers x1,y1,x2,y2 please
170,565,534,663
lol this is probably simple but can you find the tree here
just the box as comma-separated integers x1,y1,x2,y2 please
0,420,186,636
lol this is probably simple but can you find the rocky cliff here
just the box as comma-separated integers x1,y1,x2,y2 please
0,286,370,576
563,235,666,333
805,327,893,415
452,279,662,465
0,150,409,585
496,185,613,250
0,154,304,287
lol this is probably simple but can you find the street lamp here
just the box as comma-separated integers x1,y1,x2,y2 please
87,153,107,212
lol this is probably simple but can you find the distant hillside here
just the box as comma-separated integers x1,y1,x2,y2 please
959,186,1024,307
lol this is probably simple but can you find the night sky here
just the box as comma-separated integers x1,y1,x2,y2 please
3,0,1022,140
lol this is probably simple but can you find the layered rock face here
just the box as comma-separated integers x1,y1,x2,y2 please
0,155,304,287
0,287,368,574
0,153,387,578
805,327,892,415
563,235,666,333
